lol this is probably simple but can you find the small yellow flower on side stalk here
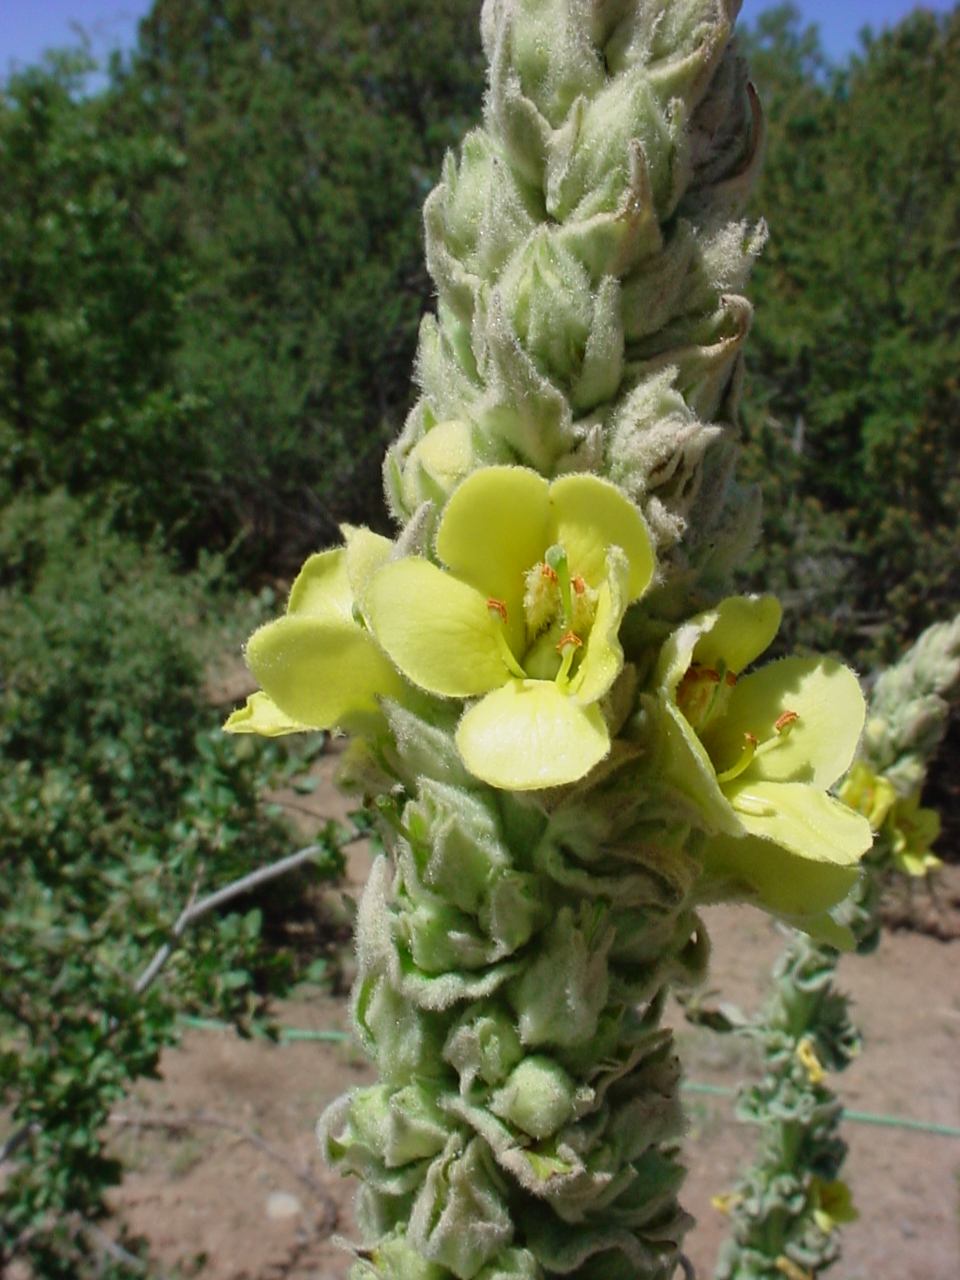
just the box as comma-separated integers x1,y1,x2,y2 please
796,1036,826,1086
224,526,406,736
809,1177,859,1234
361,465,655,790
650,595,874,922
710,1191,743,1216
775,1257,814,1280
838,762,897,832
887,792,942,877
839,764,942,877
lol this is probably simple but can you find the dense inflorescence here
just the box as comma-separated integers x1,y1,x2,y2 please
229,5,874,1280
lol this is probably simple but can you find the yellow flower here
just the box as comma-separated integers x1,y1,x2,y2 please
796,1037,826,1086
224,527,406,736
838,762,897,832
810,1177,859,1234
651,596,873,920
361,465,654,790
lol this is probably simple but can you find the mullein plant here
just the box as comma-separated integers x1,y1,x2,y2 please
714,613,960,1280
226,3,873,1279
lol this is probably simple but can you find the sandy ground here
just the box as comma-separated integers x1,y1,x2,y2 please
105,746,960,1280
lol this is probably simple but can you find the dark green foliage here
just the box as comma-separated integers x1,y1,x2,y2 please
0,54,197,543
0,4,485,570
123,0,485,565
0,494,344,1277
738,6,960,665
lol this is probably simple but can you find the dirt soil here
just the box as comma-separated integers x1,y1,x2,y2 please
107,746,960,1280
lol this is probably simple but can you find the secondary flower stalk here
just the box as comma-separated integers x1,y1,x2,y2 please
715,613,960,1280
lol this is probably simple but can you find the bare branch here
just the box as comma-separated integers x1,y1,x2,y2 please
0,1121,40,1166
135,835,360,995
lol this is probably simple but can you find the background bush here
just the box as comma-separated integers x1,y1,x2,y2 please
0,494,343,1277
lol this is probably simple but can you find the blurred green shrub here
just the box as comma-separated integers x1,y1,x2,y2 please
0,494,342,1277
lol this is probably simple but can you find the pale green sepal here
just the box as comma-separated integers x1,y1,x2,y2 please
456,680,610,791
437,466,551,632
408,1133,513,1280
698,830,861,918
223,690,311,737
692,594,782,675
342,524,394,600
726,781,873,868
287,547,353,618
570,550,628,706
245,614,404,729
547,473,654,601
489,1057,580,1140
704,657,866,788
364,558,508,698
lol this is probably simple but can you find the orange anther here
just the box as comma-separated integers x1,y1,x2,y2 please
745,732,759,746
726,670,738,687
486,597,508,622
572,574,586,595
556,630,583,652
775,710,800,733
540,564,558,582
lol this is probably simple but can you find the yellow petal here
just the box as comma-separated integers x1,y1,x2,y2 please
547,473,654,601
698,829,861,918
692,594,781,675
287,548,353,619
456,680,610,790
223,691,311,737
706,657,866,789
436,466,551,651
725,780,873,867
245,614,403,729
363,557,509,697
569,549,628,705
342,525,394,601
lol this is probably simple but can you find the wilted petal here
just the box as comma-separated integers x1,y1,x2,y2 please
223,690,311,737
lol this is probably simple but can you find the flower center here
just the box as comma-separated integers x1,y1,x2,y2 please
676,662,737,732
486,544,600,688
678,662,800,796
519,544,598,685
